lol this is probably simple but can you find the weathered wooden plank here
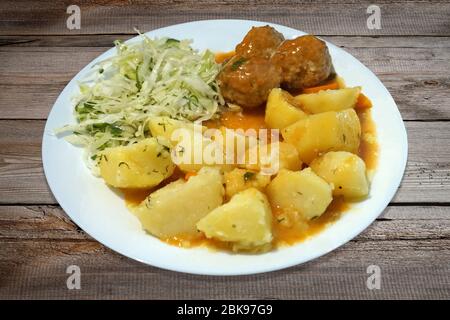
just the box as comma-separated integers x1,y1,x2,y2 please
0,120,449,204
0,204,448,299
0,205,86,240
3,34,450,48
0,238,448,299
394,121,450,203
0,120,55,204
0,205,448,241
1,1,450,36
0,0,448,302
0,42,449,120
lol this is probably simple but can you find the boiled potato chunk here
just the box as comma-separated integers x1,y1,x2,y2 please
266,168,333,220
282,109,361,164
310,151,369,199
99,137,175,188
224,168,271,199
213,126,255,165
294,87,361,114
133,167,224,239
148,116,206,144
265,88,308,129
197,188,273,251
277,142,303,171
241,141,302,174
171,127,234,173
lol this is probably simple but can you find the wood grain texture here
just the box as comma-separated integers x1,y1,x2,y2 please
0,120,449,204
2,239,448,299
0,37,450,120
1,1,450,36
0,0,449,300
3,34,450,48
0,205,448,299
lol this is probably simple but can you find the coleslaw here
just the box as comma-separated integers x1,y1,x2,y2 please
56,33,224,174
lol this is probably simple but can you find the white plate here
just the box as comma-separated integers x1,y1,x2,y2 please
42,19,408,276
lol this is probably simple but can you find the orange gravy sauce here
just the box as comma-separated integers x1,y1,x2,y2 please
272,197,349,247
205,109,267,131
121,168,185,207
121,188,153,207
164,233,232,251
357,109,378,170
215,50,235,64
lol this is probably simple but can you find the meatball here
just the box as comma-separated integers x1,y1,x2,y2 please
235,26,285,59
271,35,333,90
218,55,281,109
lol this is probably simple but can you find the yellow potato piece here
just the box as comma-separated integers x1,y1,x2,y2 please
266,168,333,220
282,109,361,164
294,87,361,114
265,88,308,129
210,126,255,165
171,127,235,173
310,151,369,199
148,116,206,144
133,167,224,239
99,137,175,188
224,168,271,199
197,188,273,251
242,141,302,174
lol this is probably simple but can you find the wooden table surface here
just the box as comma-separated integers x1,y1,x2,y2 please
0,0,449,300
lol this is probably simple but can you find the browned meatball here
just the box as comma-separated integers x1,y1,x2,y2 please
235,26,285,59
218,55,281,109
271,35,333,90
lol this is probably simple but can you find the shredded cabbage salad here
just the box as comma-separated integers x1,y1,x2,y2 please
56,33,225,174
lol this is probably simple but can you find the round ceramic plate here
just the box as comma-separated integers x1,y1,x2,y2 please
42,19,408,275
